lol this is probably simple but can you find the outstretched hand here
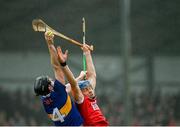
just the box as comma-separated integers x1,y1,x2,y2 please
57,46,68,63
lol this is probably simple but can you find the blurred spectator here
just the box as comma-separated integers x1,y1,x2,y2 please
0,86,180,125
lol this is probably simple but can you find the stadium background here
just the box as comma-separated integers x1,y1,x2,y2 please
0,0,180,125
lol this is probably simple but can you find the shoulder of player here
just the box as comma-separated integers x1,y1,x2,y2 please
54,79,66,88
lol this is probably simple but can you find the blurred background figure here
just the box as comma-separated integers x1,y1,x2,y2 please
0,0,180,125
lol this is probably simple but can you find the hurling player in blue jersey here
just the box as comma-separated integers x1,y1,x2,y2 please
34,31,83,126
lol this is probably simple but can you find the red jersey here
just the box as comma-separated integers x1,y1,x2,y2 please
77,95,109,126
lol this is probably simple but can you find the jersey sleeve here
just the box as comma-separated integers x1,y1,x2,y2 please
54,79,66,95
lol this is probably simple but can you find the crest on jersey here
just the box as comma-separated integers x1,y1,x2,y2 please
91,101,99,110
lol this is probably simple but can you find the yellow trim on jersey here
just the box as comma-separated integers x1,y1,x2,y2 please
48,95,72,119
60,95,72,115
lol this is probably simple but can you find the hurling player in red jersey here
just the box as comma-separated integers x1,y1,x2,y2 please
57,44,109,126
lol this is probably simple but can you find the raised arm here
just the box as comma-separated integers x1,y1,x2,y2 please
44,31,65,84
81,44,96,89
65,71,87,93
56,46,84,103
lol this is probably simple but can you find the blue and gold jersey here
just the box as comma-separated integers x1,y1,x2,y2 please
41,80,83,126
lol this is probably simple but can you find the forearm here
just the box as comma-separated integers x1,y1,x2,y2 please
85,52,96,78
66,74,86,92
46,40,65,84
61,65,77,88
46,40,61,69
62,65,84,104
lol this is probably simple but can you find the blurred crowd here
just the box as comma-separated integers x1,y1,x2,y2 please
0,86,180,126
99,91,180,126
0,87,51,126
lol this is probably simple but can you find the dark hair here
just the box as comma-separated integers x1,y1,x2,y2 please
34,75,51,96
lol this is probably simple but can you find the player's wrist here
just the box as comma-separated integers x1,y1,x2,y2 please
83,51,90,55
47,40,54,45
60,61,67,67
